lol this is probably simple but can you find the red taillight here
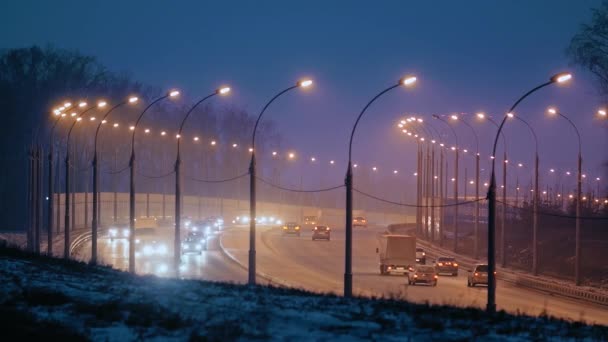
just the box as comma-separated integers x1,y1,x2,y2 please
453,263,458,267
314,227,317,230
434,275,438,279
474,272,479,276
438,263,443,266
414,274,418,278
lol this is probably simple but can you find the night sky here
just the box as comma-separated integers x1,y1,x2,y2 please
1,0,605,193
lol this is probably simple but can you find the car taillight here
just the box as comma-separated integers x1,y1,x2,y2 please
314,227,317,230
438,263,443,266
474,272,479,276
453,263,458,267
434,275,438,279
413,274,418,278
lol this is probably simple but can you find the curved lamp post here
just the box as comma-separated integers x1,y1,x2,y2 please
346,75,417,297
451,114,481,259
128,90,180,273
547,107,582,285
249,79,313,285
511,115,540,274
64,100,105,259
432,114,460,253
478,114,509,267
486,72,572,313
174,86,230,272
91,96,139,264
47,104,70,256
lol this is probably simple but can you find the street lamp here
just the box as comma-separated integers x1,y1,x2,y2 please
91,96,139,265
345,75,417,297
433,114,460,253
510,115,540,274
249,79,312,285
174,86,230,273
128,90,179,273
64,101,104,259
47,106,69,256
486,72,572,313
451,114,481,259
477,114,509,267
546,106,583,285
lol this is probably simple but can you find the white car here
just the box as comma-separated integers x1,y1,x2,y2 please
108,227,129,241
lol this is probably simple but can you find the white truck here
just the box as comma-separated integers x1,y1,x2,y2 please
376,234,416,275
302,209,322,226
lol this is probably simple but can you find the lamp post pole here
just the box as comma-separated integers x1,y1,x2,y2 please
433,115,459,252
346,76,417,297
511,115,539,274
174,88,228,274
453,116,480,259
548,108,582,285
129,90,179,273
486,72,571,313
92,97,138,265
48,112,66,256
64,103,99,259
249,80,311,285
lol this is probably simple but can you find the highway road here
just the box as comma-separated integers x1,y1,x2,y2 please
76,224,608,325
221,224,608,325
74,229,260,284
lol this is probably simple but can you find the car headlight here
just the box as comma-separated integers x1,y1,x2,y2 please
143,245,153,256
295,226,300,230
157,244,168,255
276,220,282,225
122,229,130,237
109,228,117,237
183,244,189,250
192,226,198,232
195,244,202,250
135,239,140,244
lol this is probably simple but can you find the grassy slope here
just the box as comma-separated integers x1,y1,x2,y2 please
0,246,606,341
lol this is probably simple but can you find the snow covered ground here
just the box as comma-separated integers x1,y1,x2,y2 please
0,246,606,341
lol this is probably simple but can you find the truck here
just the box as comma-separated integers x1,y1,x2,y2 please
302,209,322,226
376,234,416,275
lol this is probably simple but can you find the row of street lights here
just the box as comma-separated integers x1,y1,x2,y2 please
46,71,606,313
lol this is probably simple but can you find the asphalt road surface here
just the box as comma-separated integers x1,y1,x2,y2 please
76,224,608,325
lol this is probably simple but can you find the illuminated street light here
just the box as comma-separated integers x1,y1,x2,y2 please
598,109,606,116
232,143,238,148
193,136,199,141
249,79,314,285
161,131,166,136
128,90,180,273
546,107,583,285
330,160,335,165
450,114,458,120
144,128,150,134
211,140,216,146
91,95,140,264
486,72,573,312
63,99,105,259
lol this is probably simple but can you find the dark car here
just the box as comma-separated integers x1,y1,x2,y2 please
282,222,301,236
435,256,459,276
181,235,206,255
467,264,489,287
408,265,438,286
312,225,331,241
416,247,426,264
353,216,367,227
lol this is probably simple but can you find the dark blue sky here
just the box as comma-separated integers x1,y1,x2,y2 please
1,0,606,193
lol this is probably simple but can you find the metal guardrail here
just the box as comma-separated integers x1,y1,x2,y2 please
388,224,608,307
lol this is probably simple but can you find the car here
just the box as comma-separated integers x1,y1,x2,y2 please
206,216,224,230
353,216,367,227
408,265,438,286
108,226,129,241
435,256,459,276
134,228,169,258
467,264,490,287
181,235,206,255
312,225,331,241
191,219,214,235
282,222,301,236
416,247,426,264
303,216,317,226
